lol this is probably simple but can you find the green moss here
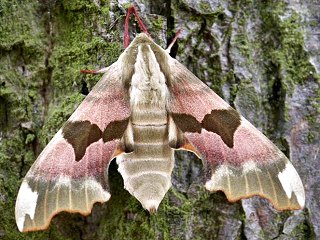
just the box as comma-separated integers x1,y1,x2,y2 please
0,1,43,50
231,12,253,64
260,3,315,91
150,15,166,33
121,2,133,10
0,131,49,239
0,0,49,231
38,93,85,145
50,1,121,94
305,75,320,143
0,82,66,240
199,1,212,12
25,134,36,144
62,0,96,11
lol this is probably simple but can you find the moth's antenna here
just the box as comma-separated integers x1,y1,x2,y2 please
80,68,109,74
124,6,151,48
166,28,182,53
81,6,152,74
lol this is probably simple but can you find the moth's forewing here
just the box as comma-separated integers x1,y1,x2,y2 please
15,62,131,232
166,58,305,210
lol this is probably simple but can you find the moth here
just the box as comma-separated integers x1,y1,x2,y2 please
15,6,305,232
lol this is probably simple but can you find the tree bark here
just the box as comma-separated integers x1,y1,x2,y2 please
0,0,319,239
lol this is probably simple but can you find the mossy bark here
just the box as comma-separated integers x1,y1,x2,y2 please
0,0,319,239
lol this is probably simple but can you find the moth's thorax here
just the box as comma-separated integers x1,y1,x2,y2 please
129,44,168,108
118,42,173,212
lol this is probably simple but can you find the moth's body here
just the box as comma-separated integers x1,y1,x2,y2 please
15,32,305,232
117,44,174,211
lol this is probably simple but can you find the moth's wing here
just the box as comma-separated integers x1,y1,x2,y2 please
167,58,305,210
15,61,131,232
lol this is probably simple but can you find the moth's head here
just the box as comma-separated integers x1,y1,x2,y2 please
127,33,157,49
121,32,169,71
136,32,151,40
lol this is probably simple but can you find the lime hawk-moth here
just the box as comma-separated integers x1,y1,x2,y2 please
15,6,305,232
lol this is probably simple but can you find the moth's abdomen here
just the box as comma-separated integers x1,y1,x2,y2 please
117,107,174,212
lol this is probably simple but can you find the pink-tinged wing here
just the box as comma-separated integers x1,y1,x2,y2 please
167,58,305,210
15,61,131,232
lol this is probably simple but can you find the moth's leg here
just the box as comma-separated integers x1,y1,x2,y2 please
168,115,201,158
121,119,134,153
124,6,151,48
166,28,182,53
168,115,185,149
80,67,109,74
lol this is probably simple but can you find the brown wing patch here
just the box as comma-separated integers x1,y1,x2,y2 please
171,107,241,148
202,107,241,148
62,118,130,162
103,118,129,142
171,113,202,133
62,121,102,161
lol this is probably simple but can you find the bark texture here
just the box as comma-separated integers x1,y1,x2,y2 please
0,0,319,239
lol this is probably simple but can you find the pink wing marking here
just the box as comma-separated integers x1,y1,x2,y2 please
168,59,230,122
185,119,279,167
33,131,118,179
69,66,131,130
